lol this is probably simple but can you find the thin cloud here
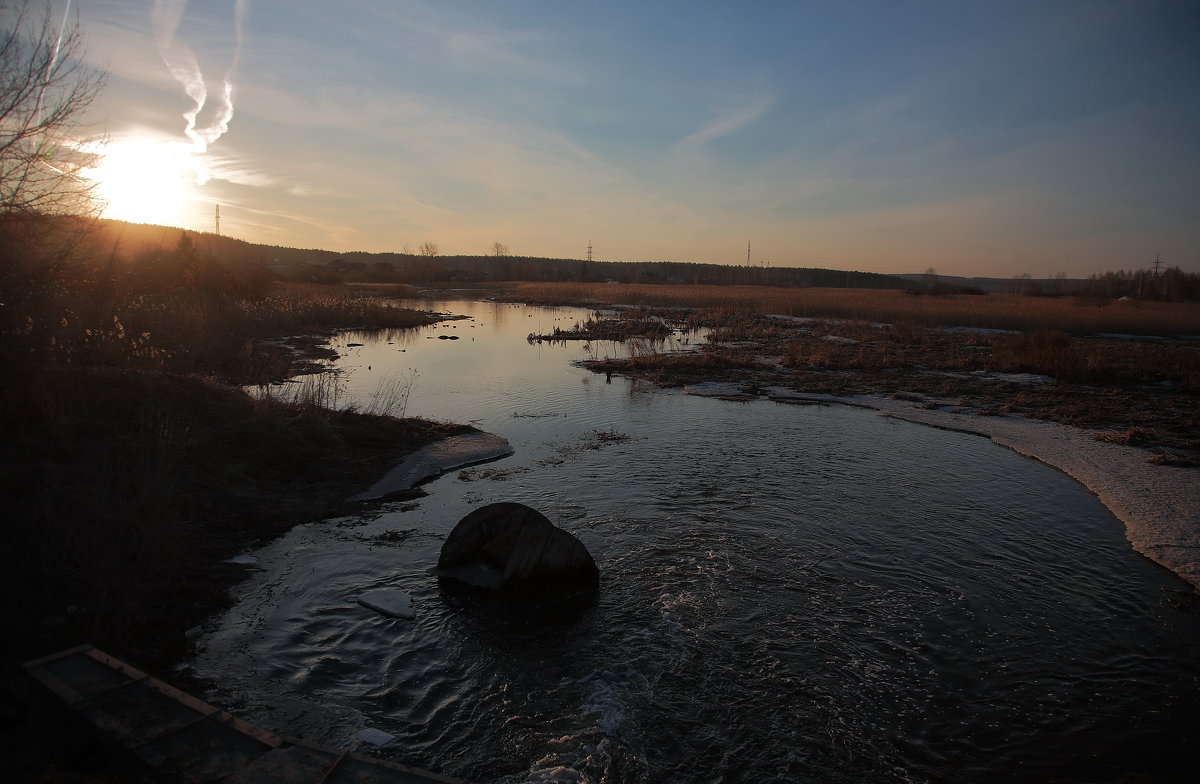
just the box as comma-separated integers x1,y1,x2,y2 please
675,92,775,154
446,31,579,86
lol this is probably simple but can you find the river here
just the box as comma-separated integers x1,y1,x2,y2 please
191,296,1200,783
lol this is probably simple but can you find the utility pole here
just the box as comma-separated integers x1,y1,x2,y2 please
214,204,221,236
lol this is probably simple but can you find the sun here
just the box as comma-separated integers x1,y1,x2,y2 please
82,136,202,226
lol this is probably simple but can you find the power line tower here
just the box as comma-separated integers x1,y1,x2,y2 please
581,240,592,282
214,204,221,236
1152,252,1163,277
746,240,751,266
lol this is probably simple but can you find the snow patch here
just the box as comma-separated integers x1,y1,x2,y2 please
349,431,514,501
684,381,754,398
939,326,1022,335
765,314,817,325
971,370,1055,385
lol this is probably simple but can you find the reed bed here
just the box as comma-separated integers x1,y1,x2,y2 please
513,282,1200,337
28,281,436,384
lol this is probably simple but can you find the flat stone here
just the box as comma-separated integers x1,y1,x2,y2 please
357,589,415,619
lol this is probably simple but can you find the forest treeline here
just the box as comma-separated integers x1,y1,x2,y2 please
98,220,1198,302
1078,267,1200,303
95,220,922,291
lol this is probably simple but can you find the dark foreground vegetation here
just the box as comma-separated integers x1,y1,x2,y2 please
1,216,468,675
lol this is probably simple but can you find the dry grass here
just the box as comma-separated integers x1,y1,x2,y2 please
528,312,673,342
64,282,437,383
513,282,1200,336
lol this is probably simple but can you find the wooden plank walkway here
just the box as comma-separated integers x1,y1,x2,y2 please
24,645,466,784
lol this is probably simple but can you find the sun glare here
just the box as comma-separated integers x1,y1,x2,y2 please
82,137,202,226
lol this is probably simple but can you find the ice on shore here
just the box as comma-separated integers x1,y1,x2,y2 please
684,381,755,398
349,431,514,501
764,387,1200,590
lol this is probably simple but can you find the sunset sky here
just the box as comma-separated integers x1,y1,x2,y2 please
72,0,1198,276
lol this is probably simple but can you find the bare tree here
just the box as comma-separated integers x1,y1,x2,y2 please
1,2,106,370
0,0,104,217
418,241,438,257
491,241,509,257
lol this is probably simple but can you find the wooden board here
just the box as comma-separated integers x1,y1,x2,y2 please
24,645,464,783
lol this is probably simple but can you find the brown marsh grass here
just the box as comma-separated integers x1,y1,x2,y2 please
29,280,436,384
513,282,1200,336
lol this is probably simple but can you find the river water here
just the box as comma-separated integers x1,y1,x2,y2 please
192,297,1200,783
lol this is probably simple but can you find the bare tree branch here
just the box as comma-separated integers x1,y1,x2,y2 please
0,0,105,217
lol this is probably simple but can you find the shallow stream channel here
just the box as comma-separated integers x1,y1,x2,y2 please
191,296,1200,783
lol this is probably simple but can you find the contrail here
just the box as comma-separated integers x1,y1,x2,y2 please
151,0,246,185
34,0,76,123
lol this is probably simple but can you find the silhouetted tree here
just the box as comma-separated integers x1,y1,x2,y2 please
0,0,104,216
0,2,105,371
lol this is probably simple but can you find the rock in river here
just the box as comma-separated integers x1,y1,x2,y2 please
437,503,599,594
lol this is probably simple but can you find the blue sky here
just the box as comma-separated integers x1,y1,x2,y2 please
70,0,1199,275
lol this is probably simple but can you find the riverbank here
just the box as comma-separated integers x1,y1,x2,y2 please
0,274,478,674
0,263,487,780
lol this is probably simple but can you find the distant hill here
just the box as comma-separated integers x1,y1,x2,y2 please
95,220,914,290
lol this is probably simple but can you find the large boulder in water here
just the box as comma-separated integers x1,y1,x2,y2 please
437,503,599,594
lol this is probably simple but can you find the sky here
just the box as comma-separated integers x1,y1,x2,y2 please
57,0,1200,276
